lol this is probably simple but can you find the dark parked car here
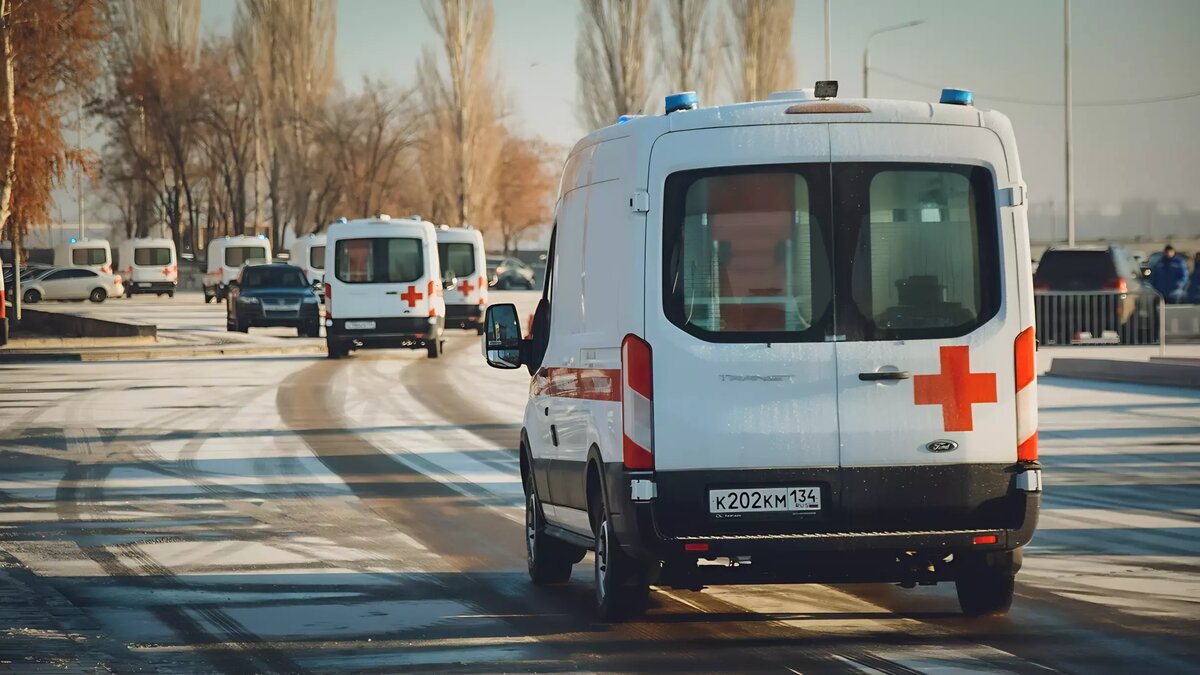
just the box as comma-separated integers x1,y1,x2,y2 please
1033,246,1156,344
226,263,320,337
489,257,536,290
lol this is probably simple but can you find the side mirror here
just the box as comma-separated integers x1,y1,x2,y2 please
483,303,523,369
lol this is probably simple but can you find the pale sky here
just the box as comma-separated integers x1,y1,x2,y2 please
63,0,1200,241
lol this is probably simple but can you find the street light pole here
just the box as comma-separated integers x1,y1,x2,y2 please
1064,0,1075,247
824,0,832,80
862,19,925,98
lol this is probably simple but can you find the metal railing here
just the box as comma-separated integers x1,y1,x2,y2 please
1034,291,1165,350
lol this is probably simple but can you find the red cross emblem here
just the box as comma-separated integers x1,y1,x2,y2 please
400,285,424,307
913,346,997,432
457,277,475,296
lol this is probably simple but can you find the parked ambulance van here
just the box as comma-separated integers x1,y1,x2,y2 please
55,238,112,275
118,237,177,297
288,232,326,288
483,86,1041,620
435,225,488,334
324,215,446,358
203,235,270,303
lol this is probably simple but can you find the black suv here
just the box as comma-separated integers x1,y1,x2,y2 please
1033,246,1155,344
226,263,321,337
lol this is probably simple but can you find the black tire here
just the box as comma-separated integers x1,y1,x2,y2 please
496,278,509,290
593,497,649,621
89,288,106,303
22,289,40,304
326,337,349,359
302,322,320,338
955,556,1016,617
167,291,175,298
475,322,484,336
204,291,214,304
426,338,440,359
525,475,579,585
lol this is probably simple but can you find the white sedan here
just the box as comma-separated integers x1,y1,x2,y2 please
21,267,125,303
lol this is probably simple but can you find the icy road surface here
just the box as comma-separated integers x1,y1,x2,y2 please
0,292,1197,673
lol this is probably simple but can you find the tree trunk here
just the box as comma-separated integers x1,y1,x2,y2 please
0,0,16,243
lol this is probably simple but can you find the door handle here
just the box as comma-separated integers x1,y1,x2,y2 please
859,370,911,381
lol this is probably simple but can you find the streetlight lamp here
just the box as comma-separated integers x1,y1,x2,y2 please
863,20,925,97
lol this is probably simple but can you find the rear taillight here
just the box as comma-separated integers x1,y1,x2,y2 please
1015,326,1037,462
621,334,654,470
1033,281,1050,292
114,276,122,285
324,282,331,318
1102,278,1128,293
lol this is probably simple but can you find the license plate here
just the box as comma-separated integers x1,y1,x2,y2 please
138,282,150,288
709,486,821,515
344,320,376,330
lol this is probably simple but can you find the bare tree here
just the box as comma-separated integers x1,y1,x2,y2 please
725,0,795,102
576,0,653,130
656,0,718,98
238,0,336,241
417,0,502,232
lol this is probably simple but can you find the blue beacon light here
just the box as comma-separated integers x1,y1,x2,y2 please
665,91,698,114
940,88,974,106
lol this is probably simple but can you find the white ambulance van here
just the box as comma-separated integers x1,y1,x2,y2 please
288,232,327,289
203,235,271,303
435,225,488,334
483,86,1041,620
55,238,113,275
117,237,177,297
323,215,446,358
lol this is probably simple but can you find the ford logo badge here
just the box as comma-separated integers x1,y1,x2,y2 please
926,439,958,453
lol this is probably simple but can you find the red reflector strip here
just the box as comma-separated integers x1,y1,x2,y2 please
1018,432,1038,462
684,543,709,552
972,534,998,545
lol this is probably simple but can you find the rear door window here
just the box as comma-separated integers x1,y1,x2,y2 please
1034,250,1118,289
310,245,325,270
72,248,106,265
134,248,171,265
226,246,267,266
662,166,833,342
438,242,476,278
835,163,1000,341
334,238,423,284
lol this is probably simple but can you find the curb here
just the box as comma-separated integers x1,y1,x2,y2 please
1047,357,1200,389
0,343,325,363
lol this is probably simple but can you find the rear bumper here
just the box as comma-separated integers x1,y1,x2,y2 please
446,303,482,327
127,281,177,292
604,463,1041,580
327,316,443,346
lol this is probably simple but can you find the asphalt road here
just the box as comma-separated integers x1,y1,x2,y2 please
1,294,1197,673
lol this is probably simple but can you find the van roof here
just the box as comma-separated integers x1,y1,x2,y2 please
435,226,483,243
329,217,434,238
574,96,1012,154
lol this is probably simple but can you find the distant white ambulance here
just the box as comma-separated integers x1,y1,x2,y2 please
483,85,1041,619
435,225,488,334
288,232,326,288
203,235,271,303
117,237,177,297
323,215,446,358
55,238,113,275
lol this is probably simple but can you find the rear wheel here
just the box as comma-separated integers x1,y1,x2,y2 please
475,322,484,336
22,289,40,304
326,336,349,359
426,338,440,359
89,288,107,303
955,554,1016,617
301,322,320,338
593,498,649,621
204,290,215,304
